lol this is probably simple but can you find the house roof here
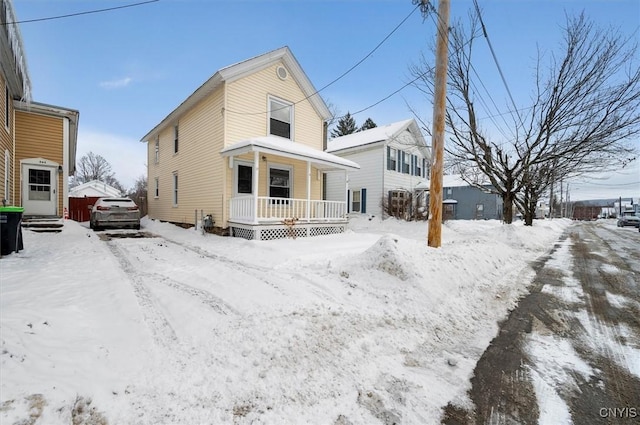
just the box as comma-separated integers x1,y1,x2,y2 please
14,100,79,175
425,174,493,189
69,180,122,198
140,46,332,142
220,136,360,171
325,118,426,153
0,0,31,102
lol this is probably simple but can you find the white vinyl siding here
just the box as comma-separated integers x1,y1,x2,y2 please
225,63,324,150
325,144,383,217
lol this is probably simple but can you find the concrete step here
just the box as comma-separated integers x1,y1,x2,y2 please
21,217,64,233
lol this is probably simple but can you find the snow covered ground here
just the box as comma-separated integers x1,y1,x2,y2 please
1,216,571,424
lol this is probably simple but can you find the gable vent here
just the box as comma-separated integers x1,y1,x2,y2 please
276,66,288,80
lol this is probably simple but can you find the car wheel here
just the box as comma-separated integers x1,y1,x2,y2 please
135,224,141,230
90,221,94,230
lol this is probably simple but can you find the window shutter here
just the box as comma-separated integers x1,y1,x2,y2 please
361,188,367,214
387,146,391,170
347,190,351,213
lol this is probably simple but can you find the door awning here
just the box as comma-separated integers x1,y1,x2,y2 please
221,136,359,171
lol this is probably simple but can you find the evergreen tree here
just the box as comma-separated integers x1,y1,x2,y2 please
330,112,357,138
359,117,377,131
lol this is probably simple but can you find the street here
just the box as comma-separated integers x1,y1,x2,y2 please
443,220,640,424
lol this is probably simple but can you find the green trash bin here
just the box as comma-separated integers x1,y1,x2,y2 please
0,206,24,256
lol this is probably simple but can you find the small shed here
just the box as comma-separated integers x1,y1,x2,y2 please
68,180,122,222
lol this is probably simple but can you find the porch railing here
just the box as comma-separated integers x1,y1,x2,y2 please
230,196,346,223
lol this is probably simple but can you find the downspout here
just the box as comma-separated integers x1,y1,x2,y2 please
11,101,15,205
62,117,70,214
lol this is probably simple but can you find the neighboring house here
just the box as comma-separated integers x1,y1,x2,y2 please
0,0,79,218
324,119,430,219
69,179,122,198
141,47,359,240
425,174,503,220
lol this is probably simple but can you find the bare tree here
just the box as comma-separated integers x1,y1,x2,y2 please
410,12,639,225
74,151,125,194
127,175,147,217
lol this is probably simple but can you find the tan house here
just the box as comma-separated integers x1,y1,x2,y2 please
142,47,359,240
1,0,79,218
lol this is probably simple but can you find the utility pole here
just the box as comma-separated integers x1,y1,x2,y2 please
428,0,450,248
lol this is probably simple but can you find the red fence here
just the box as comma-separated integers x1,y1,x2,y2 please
69,197,100,222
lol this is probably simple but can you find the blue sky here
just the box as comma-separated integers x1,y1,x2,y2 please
14,0,640,200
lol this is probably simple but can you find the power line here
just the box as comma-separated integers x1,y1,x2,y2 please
226,3,421,116
1,0,160,25
473,0,523,128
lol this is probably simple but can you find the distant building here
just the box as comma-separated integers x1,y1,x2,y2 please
425,174,503,220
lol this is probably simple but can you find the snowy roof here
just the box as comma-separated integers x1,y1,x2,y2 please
220,136,360,170
69,180,122,198
326,119,424,153
141,47,331,142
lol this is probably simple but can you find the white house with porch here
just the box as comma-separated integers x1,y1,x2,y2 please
141,47,359,240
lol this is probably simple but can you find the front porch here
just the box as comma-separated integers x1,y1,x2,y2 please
228,196,347,240
221,136,359,241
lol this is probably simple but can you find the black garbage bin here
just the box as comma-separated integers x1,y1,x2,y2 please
0,206,24,256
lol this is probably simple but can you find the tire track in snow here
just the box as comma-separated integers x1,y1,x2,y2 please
160,236,341,303
106,241,179,350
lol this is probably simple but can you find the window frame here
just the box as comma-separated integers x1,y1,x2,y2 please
268,164,292,200
234,161,254,196
402,151,410,174
172,172,178,206
154,136,159,164
387,146,397,171
268,96,293,140
173,124,179,154
154,177,159,198
351,189,361,213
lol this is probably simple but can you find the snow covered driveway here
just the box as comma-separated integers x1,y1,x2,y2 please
2,217,570,424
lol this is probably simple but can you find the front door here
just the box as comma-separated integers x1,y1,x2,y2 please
22,164,57,216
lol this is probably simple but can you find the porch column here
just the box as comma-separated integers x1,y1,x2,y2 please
306,161,311,222
253,150,259,225
345,170,349,216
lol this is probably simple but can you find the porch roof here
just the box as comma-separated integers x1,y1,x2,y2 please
221,136,360,171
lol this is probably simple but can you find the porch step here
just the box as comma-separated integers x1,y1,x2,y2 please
21,216,64,233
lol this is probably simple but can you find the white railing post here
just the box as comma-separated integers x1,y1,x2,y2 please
253,151,259,224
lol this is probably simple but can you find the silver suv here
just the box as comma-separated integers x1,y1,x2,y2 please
90,197,141,231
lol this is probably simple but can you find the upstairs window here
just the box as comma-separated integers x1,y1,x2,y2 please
173,124,179,153
414,155,422,176
154,137,159,164
269,97,292,139
387,147,397,171
402,151,410,174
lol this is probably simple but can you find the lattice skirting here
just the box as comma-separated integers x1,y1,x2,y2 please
229,222,346,241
